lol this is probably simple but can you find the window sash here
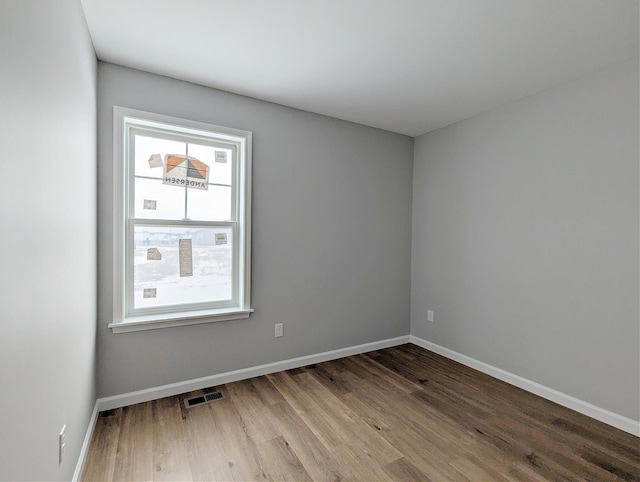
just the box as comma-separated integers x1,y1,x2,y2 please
127,127,239,224
125,220,239,317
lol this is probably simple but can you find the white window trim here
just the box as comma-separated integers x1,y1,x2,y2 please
109,106,253,333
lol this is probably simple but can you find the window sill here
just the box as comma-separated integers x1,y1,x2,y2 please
108,308,254,333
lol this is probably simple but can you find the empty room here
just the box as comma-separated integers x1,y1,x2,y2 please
1,0,638,480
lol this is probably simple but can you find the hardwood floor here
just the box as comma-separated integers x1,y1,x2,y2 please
81,344,640,481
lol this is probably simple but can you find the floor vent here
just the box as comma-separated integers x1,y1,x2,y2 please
184,391,225,408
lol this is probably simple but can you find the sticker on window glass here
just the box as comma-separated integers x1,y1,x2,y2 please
147,247,162,261
179,238,193,277
143,288,157,298
215,151,227,163
148,153,163,168
163,154,209,190
143,199,157,210
215,233,228,245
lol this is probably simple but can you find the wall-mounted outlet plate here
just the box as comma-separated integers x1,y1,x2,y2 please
427,310,434,322
275,323,284,337
59,424,66,465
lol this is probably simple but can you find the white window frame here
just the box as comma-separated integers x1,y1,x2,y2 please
109,107,253,333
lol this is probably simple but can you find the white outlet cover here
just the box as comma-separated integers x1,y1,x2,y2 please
59,424,67,464
427,310,434,322
275,323,284,337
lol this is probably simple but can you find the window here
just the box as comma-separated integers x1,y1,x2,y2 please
110,107,252,333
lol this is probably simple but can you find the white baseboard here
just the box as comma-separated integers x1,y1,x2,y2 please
74,332,636,478
72,335,406,476
410,335,640,437
72,400,99,482
96,335,410,411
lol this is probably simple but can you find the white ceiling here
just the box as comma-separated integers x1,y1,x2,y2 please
80,0,638,137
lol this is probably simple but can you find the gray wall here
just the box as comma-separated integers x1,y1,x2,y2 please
97,63,414,397
411,59,639,421
0,1,97,480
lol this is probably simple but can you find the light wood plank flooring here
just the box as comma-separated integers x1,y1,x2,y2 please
82,344,640,481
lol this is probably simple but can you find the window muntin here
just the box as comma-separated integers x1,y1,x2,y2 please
130,130,235,223
111,107,252,331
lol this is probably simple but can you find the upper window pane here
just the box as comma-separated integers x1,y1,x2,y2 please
187,185,232,221
134,134,185,179
134,177,186,219
188,143,233,186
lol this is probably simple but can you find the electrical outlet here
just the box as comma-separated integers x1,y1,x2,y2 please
275,323,284,338
427,310,434,322
58,424,66,465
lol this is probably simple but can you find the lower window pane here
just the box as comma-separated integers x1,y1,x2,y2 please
132,225,233,310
